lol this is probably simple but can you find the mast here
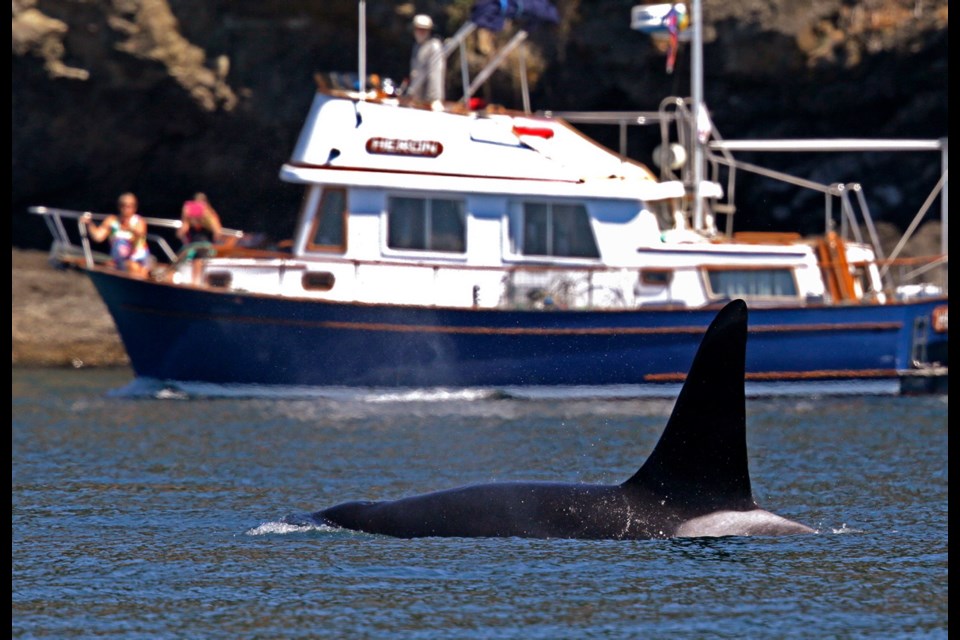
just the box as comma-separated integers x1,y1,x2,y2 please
690,0,705,230
358,0,367,93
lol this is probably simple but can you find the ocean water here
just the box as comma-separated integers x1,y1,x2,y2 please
12,367,948,639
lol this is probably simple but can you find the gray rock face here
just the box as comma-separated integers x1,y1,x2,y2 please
12,0,947,251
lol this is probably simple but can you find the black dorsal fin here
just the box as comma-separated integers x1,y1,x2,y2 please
624,299,756,512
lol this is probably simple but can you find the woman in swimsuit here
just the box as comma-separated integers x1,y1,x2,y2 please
82,192,152,277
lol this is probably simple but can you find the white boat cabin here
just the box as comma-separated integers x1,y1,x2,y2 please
183,91,885,310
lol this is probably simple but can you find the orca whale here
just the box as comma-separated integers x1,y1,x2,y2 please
285,299,816,539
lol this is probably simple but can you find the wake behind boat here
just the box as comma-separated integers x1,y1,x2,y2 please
30,1,947,396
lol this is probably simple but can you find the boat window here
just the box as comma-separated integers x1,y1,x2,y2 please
704,267,798,299
387,196,466,253
206,271,232,289
515,202,599,258
307,187,347,252
851,265,873,299
302,271,336,291
640,269,673,286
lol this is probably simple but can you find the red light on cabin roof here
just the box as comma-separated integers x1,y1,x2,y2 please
512,125,554,139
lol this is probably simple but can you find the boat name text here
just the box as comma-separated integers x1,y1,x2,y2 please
366,137,443,158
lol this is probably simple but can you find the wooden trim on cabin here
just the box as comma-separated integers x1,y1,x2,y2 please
732,231,803,244
816,231,857,302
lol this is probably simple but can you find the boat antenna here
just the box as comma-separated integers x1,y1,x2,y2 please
690,0,705,230
358,0,367,94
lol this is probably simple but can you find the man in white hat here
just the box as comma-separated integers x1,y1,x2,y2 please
407,13,444,107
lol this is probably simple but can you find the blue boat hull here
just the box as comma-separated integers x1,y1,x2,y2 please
87,268,948,389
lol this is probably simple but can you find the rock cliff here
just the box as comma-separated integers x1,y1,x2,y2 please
12,0,948,249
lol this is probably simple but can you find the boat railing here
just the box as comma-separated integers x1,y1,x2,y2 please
28,205,244,272
706,143,947,296
541,105,947,296
543,109,668,166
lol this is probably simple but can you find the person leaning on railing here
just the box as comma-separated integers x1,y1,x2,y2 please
81,192,152,278
176,192,223,285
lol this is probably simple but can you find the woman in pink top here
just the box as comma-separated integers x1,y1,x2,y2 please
176,192,223,285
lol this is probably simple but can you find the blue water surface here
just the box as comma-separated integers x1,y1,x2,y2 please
12,367,948,639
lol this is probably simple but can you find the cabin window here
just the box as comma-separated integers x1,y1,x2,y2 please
306,187,347,252
513,202,599,258
640,269,673,286
704,267,798,299
851,265,874,299
302,271,336,291
205,271,232,288
387,196,466,252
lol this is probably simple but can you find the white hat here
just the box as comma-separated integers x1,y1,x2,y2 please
413,14,433,30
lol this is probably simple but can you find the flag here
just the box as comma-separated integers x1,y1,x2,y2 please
665,5,679,73
470,0,560,32
631,3,690,73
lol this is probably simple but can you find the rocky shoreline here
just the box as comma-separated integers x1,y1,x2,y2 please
12,1,948,251
12,248,129,368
